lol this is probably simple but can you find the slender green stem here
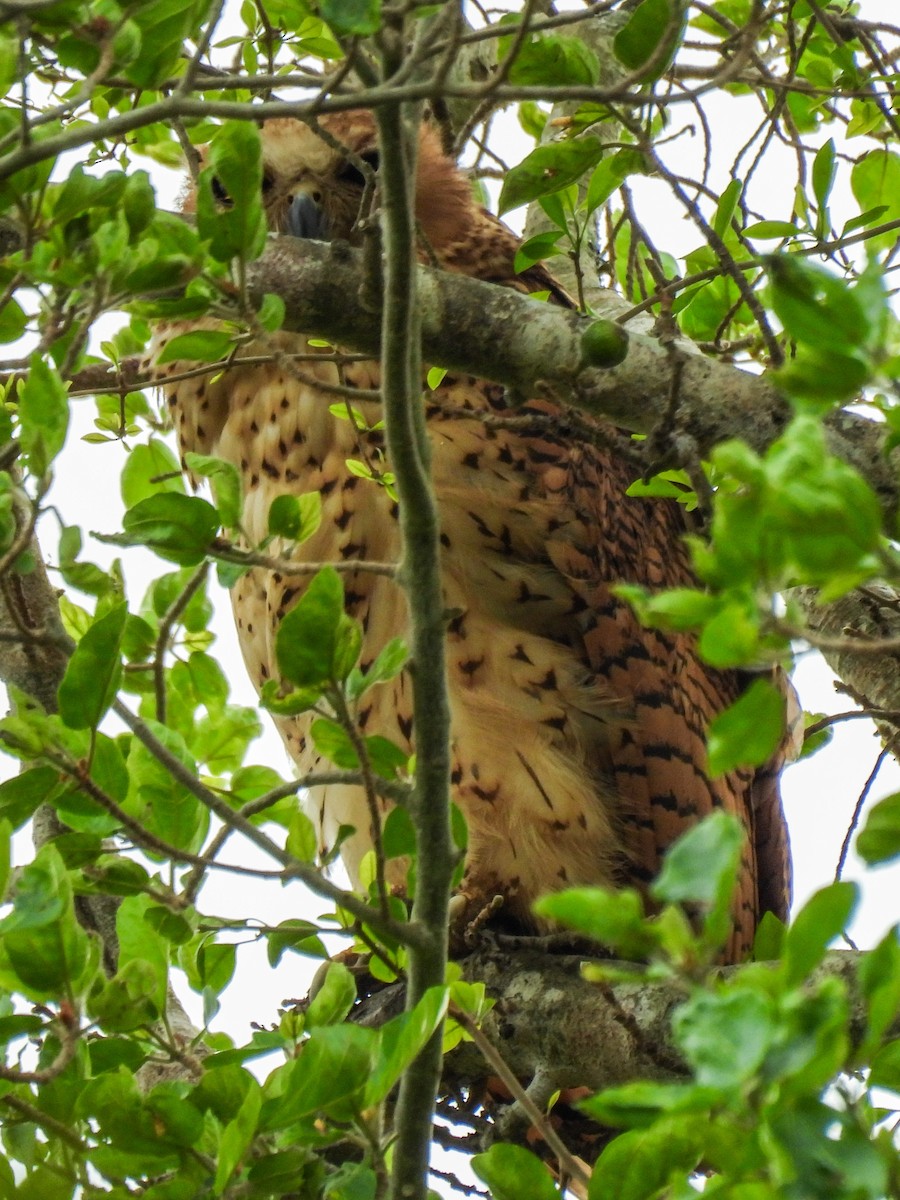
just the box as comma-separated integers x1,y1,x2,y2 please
375,39,453,1200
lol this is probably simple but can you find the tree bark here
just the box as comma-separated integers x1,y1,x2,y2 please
243,237,900,522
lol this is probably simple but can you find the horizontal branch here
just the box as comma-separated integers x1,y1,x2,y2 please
353,943,879,1150
249,237,900,521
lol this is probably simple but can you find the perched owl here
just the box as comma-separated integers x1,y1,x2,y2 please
152,111,791,962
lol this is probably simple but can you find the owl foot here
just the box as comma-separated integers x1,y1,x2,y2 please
448,890,506,954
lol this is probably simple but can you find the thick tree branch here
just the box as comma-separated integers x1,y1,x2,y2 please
246,237,900,522
792,584,900,747
354,943,882,1154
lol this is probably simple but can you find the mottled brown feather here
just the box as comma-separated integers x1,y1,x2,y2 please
151,111,792,962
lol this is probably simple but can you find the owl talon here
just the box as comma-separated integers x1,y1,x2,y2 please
465,893,505,946
446,891,506,953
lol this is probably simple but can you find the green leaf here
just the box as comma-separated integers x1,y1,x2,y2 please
195,941,236,995
230,764,284,802
698,598,760,667
652,811,744,907
750,910,787,964
134,904,193,945
782,881,858,985
514,231,564,274
57,603,127,730
192,704,261,773
766,255,870,353
0,298,27,344
589,1117,706,1200
275,567,346,687
858,931,900,1052
58,524,115,598
744,220,801,240
333,611,363,681
0,821,10,916
125,720,207,854
286,808,317,862
364,735,407,778
310,718,358,769
472,1143,562,1200
499,138,604,215
382,805,416,860
115,894,169,1014
306,961,357,1028
856,790,900,865
776,346,871,407
580,1080,717,1127
155,329,235,365
121,439,185,508
0,765,62,829
869,1038,900,1091
505,32,599,87
122,169,156,234
196,122,267,262
841,205,889,236
122,493,219,565
0,847,91,995
613,0,686,82
534,887,657,959
260,677,324,717
673,988,775,1089
127,0,213,88
704,418,882,593
366,987,448,1108
266,919,328,966
91,959,165,1031
812,137,837,217
183,453,243,528
56,732,128,836
713,177,742,238
18,355,69,477
256,291,286,332
616,584,717,631
348,636,408,699
186,651,229,713
145,566,214,631
585,150,645,214
851,149,900,252
267,492,322,542
260,1024,375,1129
321,0,380,35
319,1163,376,1200
706,679,784,777
215,1079,262,1194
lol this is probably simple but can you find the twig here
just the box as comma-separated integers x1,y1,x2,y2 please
450,1005,592,1192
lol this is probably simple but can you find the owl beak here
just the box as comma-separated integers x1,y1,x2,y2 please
287,192,330,240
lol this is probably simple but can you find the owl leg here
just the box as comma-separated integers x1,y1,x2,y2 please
448,889,506,951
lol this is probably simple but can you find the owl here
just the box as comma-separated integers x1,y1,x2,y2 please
151,111,791,962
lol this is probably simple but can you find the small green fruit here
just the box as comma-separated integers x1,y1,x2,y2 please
580,319,629,367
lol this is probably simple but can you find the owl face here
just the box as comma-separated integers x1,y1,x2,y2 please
202,111,471,270
258,113,380,243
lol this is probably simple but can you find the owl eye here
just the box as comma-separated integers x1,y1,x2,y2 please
336,150,380,189
262,172,274,194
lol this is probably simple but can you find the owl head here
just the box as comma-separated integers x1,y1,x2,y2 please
202,110,474,252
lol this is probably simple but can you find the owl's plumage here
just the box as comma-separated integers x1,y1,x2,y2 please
153,112,791,962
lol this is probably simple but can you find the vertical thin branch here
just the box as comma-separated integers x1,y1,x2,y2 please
376,20,453,1200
